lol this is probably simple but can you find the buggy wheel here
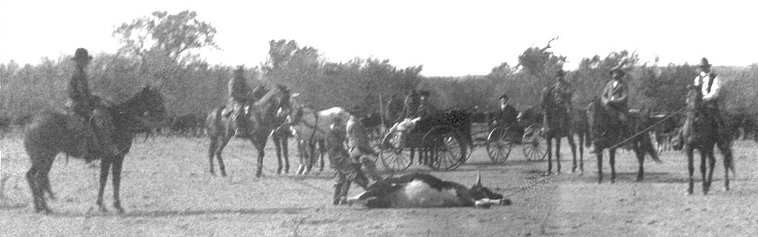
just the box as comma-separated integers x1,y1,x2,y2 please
522,124,547,161
422,126,466,171
379,130,412,172
486,127,513,163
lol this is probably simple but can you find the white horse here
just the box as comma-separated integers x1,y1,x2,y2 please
280,94,351,174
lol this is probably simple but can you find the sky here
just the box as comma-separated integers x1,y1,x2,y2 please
1,0,757,76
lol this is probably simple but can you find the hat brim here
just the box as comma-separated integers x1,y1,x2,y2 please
71,56,93,61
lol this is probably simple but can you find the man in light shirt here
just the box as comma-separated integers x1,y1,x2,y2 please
691,57,733,159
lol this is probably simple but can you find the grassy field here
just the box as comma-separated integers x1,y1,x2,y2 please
1,134,756,236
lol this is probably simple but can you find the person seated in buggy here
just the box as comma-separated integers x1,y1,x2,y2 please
382,90,436,148
490,94,523,140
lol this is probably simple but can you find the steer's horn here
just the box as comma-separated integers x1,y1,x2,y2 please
475,170,482,187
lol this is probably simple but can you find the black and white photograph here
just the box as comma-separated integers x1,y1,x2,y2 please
1,0,757,236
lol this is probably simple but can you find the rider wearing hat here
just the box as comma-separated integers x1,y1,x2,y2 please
414,90,437,120
67,48,119,161
691,57,733,157
226,66,257,137
601,64,630,124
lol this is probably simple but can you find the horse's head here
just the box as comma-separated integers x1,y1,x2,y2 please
686,85,703,113
119,85,167,129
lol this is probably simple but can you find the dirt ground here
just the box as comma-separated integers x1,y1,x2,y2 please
1,134,757,236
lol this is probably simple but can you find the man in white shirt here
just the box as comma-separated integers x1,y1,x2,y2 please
691,58,733,172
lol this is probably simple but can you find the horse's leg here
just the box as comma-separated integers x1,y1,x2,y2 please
283,137,290,173
567,134,578,173
215,135,232,177
318,140,325,172
208,137,218,176
255,138,266,178
274,135,284,174
111,155,125,213
555,136,562,174
26,167,42,212
576,132,584,173
596,150,603,184
609,148,616,183
296,140,306,175
546,135,553,174
634,144,645,182
723,149,731,191
700,149,708,194
686,148,694,195
706,149,716,195
96,156,112,212
38,158,56,200
717,138,733,191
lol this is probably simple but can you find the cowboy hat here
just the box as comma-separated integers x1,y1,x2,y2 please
609,64,625,77
697,57,711,68
71,48,92,62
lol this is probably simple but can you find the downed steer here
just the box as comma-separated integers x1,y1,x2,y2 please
347,172,511,208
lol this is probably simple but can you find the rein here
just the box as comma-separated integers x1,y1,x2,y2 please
608,106,685,149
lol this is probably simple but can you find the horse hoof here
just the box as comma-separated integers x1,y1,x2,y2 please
724,187,730,192
98,206,108,213
114,206,125,214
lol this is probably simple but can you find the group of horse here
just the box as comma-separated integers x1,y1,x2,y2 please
15,81,753,214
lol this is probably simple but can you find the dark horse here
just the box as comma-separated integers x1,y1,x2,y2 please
206,85,290,178
681,86,735,194
24,86,167,213
541,88,578,174
587,98,660,183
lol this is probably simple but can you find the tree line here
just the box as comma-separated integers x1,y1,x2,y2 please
1,10,757,121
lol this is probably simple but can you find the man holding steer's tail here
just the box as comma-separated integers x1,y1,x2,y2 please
326,117,371,205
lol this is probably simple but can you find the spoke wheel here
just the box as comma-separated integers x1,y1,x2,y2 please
422,126,465,171
522,124,547,161
486,127,513,163
379,130,412,172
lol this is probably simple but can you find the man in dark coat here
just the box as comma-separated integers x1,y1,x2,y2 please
541,69,573,136
226,66,257,137
67,48,119,161
491,94,519,128
601,65,630,124
414,90,437,120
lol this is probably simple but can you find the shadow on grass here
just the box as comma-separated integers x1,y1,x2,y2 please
44,206,310,218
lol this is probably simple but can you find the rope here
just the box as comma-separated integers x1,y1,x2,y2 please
607,107,685,150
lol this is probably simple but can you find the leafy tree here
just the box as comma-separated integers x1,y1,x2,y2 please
113,10,219,66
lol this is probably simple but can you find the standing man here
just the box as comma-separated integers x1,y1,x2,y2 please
346,115,383,182
67,48,118,161
326,117,370,205
226,66,256,137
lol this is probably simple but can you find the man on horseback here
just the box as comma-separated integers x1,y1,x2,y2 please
690,57,733,157
589,65,631,152
541,68,573,134
226,66,257,137
601,65,631,125
67,48,119,161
